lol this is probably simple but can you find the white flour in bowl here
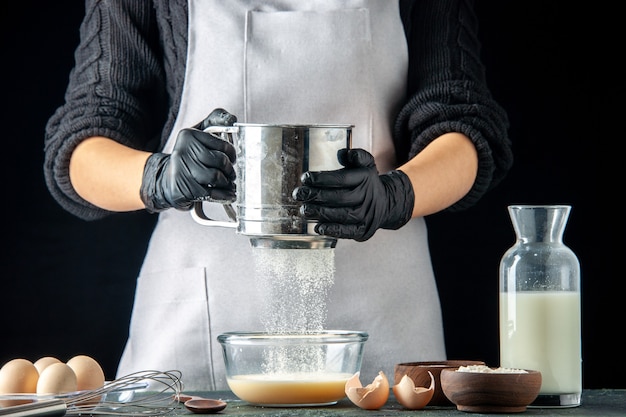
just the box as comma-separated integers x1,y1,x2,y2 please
457,365,528,374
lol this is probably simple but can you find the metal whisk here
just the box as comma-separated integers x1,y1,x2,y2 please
0,370,182,417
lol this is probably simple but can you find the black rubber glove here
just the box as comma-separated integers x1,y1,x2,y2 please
292,148,415,242
140,108,237,213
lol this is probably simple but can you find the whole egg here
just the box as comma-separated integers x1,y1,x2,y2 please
36,363,78,395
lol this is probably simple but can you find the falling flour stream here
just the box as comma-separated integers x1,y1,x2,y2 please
251,248,335,374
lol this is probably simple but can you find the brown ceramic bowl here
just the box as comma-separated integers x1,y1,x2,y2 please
440,367,542,413
394,360,485,406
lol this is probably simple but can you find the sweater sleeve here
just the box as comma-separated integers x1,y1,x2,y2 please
43,0,168,221
395,0,513,212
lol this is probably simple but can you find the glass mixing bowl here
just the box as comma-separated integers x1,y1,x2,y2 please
217,331,368,407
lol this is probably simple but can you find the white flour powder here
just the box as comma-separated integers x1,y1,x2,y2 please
251,247,335,374
252,248,335,334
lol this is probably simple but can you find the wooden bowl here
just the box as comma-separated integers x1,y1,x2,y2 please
394,360,485,406
440,368,542,413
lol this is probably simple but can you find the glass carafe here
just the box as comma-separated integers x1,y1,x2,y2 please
499,205,581,407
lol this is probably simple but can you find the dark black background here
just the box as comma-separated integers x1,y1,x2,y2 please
1,2,621,389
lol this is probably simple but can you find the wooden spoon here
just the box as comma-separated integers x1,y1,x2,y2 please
175,394,227,414
184,399,227,414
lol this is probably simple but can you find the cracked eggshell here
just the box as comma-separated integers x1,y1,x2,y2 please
345,371,389,410
393,371,435,409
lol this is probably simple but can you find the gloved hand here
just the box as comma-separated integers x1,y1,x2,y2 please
292,148,415,242
140,108,238,213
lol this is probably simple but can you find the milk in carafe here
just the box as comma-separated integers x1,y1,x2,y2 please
499,205,582,408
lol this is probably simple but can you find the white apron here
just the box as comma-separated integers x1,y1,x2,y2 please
117,0,446,391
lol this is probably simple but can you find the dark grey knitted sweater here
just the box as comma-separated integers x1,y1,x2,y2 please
44,0,512,221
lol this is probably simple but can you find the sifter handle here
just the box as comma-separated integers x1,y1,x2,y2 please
189,125,239,228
